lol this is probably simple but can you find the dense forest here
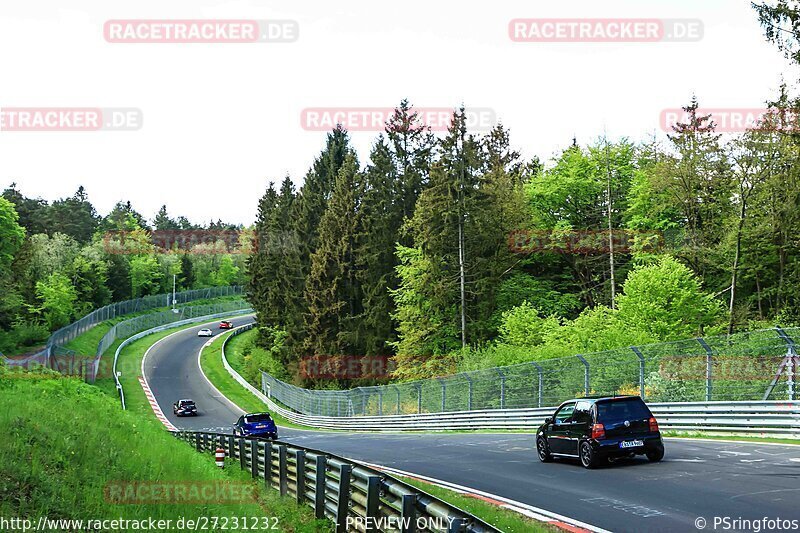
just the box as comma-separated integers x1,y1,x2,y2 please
245,3,800,386
0,188,248,354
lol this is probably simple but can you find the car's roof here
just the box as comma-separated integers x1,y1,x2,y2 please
179,399,194,402
562,395,640,404
243,412,272,417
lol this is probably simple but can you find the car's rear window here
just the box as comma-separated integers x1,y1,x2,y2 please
596,398,651,421
245,414,273,423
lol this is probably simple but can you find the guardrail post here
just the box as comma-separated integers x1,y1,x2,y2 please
400,494,417,533
250,440,259,479
195,433,202,452
697,338,713,401
228,435,235,459
631,346,646,399
264,441,273,488
279,445,288,496
576,354,590,396
314,455,327,519
238,438,246,470
295,450,306,504
365,475,381,533
530,362,543,408
335,464,352,533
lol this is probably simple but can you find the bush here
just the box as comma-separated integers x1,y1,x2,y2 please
617,256,723,340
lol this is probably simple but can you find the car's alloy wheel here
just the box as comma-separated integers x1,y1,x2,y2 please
536,437,552,462
580,442,597,469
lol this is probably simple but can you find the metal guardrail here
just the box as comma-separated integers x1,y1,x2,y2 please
113,307,254,409
173,430,499,533
2,285,243,375
261,398,800,438
261,327,800,416
217,326,800,438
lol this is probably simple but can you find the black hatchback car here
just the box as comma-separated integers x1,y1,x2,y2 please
536,396,664,468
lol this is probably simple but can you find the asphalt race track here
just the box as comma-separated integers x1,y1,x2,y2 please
143,318,800,532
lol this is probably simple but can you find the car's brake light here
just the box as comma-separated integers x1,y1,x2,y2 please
649,417,659,433
591,423,605,440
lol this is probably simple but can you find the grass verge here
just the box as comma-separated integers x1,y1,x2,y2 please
663,431,800,446
0,369,331,532
394,474,554,532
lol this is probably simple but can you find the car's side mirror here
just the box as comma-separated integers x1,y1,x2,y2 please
544,417,552,425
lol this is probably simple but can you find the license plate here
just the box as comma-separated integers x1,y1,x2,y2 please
620,440,644,448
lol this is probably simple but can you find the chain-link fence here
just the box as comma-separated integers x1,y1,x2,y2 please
2,286,243,378
50,300,252,383
261,327,799,417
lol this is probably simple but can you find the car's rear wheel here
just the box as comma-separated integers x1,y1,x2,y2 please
646,447,664,462
536,437,552,462
580,441,598,469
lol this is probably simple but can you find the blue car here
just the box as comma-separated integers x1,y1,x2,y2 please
233,412,278,440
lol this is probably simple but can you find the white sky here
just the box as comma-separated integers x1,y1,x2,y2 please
1,0,797,226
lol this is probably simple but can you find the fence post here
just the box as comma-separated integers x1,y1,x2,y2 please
697,338,713,401
437,378,446,412
195,433,202,452
415,383,422,414
336,464,352,533
377,389,383,416
400,494,417,533
314,455,327,519
631,346,646,399
531,362,543,408
228,435,235,459
365,475,381,533
576,354,590,396
264,441,273,488
238,438,246,470
295,450,306,504
278,445,288,496
393,385,401,415
774,327,797,401
250,440,259,479
448,518,466,533
461,372,473,411
495,368,506,409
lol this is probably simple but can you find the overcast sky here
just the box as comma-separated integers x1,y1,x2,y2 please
1,0,796,226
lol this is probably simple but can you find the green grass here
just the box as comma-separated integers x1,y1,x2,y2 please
395,474,554,532
663,431,800,446
0,369,331,532
200,331,312,430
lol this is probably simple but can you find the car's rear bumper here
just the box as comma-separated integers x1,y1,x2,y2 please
593,434,663,457
245,431,277,440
